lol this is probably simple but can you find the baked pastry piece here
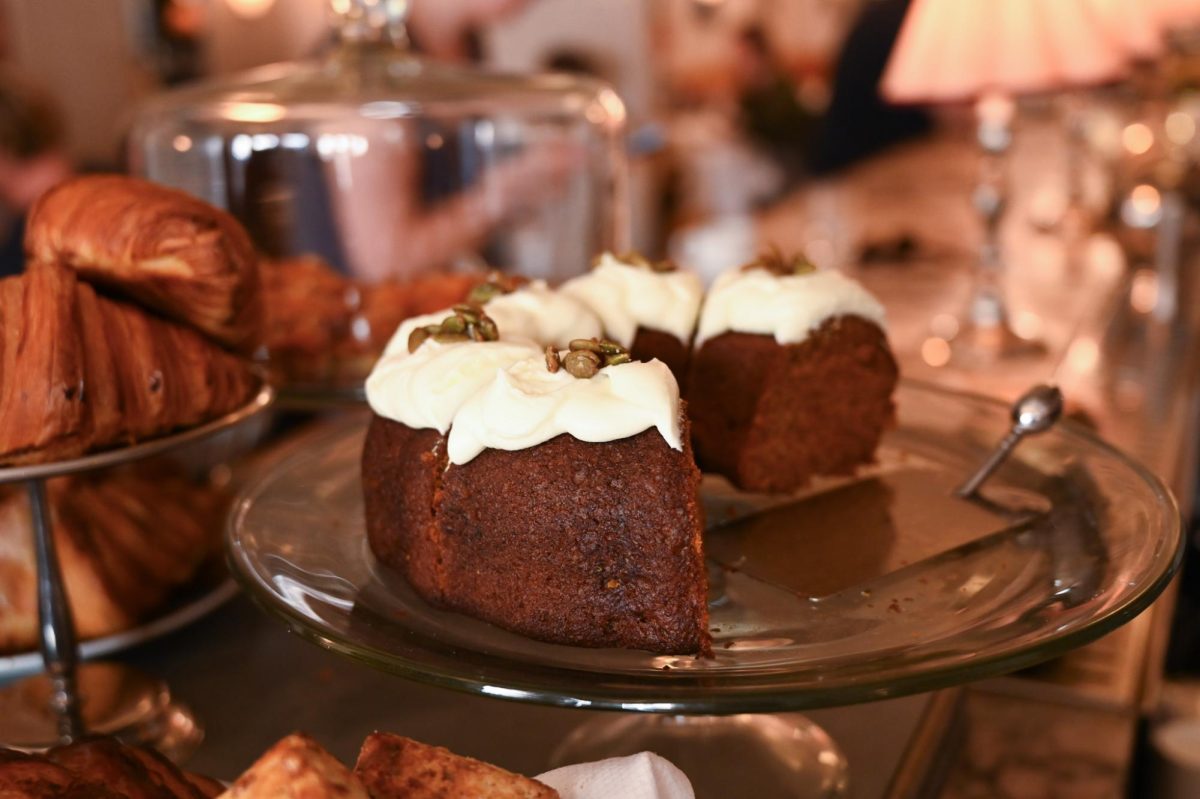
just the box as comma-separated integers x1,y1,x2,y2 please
0,737,222,798
561,251,703,382
48,738,221,799
25,175,262,353
0,748,76,797
687,256,898,493
261,255,478,385
218,733,369,799
363,317,710,655
355,733,557,799
0,263,258,466
0,465,225,652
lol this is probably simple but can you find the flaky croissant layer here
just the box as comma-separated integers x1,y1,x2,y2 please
0,263,258,465
25,174,263,354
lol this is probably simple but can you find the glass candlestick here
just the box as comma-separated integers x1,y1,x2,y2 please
949,93,1044,364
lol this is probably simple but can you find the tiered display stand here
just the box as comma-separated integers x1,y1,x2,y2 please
0,385,274,760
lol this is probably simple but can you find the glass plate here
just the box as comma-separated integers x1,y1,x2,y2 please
227,381,1182,713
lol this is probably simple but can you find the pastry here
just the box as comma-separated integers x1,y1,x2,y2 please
362,313,710,655
261,255,479,386
355,733,557,799
218,733,368,799
360,249,894,654
25,175,262,354
0,737,222,798
0,465,226,652
687,254,897,493
0,263,259,466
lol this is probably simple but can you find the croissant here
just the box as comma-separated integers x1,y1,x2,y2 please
25,175,263,353
0,741,223,798
0,465,225,653
0,263,259,466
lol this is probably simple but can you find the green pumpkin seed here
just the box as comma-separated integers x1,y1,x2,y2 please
569,338,603,353
407,326,431,353
432,331,470,344
441,315,466,334
564,349,601,378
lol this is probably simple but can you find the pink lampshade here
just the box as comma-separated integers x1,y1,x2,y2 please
883,0,1132,104
1087,0,1165,60
1152,0,1200,27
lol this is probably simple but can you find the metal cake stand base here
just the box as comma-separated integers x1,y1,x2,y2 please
0,663,202,762
0,385,272,757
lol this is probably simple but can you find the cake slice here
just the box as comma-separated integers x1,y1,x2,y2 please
687,254,898,493
362,317,710,655
561,251,703,382
354,733,557,799
0,464,225,654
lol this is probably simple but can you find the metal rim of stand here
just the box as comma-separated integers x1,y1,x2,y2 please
0,383,274,747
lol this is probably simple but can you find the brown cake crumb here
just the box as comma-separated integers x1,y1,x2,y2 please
362,410,711,656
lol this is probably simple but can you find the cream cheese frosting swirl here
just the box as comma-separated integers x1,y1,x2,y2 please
383,279,602,358
560,253,704,347
695,267,886,346
447,355,682,465
366,339,542,433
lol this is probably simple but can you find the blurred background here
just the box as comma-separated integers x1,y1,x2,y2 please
11,1,1200,795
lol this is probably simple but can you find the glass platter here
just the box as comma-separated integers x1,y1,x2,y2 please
227,381,1181,714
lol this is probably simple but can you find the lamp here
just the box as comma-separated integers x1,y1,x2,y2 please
1153,0,1200,29
1089,0,1166,62
882,0,1133,361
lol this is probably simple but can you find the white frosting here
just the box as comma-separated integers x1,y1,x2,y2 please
381,280,602,358
694,267,886,346
366,339,542,433
560,254,704,347
383,309,458,358
447,355,682,465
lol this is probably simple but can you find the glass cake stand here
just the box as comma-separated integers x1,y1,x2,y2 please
227,381,1181,797
0,385,274,761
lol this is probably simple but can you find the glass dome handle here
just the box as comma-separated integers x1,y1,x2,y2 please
330,0,411,48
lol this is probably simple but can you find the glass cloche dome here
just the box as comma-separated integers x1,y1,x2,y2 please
128,0,628,284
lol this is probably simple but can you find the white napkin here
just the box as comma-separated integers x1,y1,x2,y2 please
536,752,695,799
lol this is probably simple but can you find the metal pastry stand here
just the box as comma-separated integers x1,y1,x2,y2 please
0,385,273,759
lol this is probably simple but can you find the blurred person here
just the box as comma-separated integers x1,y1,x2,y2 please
153,0,207,86
325,122,584,281
409,0,530,62
0,73,71,277
733,25,819,186
322,0,593,281
226,0,590,281
809,0,931,176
